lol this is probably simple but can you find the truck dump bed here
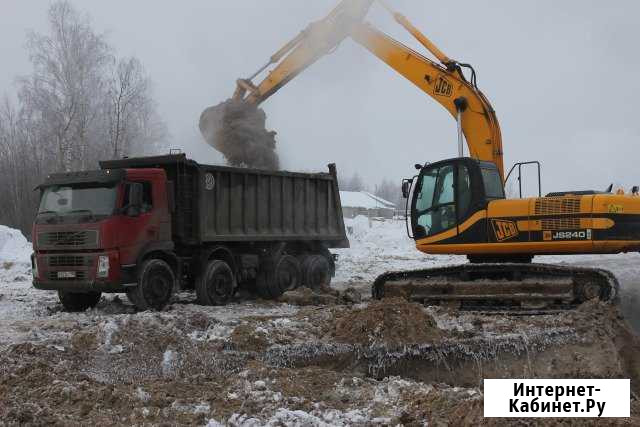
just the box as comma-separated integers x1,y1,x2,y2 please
100,154,348,248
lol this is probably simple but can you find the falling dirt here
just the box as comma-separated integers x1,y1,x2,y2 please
331,297,442,346
199,99,280,170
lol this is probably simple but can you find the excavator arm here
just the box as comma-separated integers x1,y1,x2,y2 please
233,0,375,105
229,0,504,177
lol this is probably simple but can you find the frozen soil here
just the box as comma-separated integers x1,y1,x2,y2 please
1,284,639,425
2,221,640,425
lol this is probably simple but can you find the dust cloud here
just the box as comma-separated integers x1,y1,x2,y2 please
199,99,280,170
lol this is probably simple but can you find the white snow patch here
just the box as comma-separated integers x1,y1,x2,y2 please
0,225,32,264
136,387,151,402
162,349,178,376
100,319,119,350
225,407,376,426
188,323,233,342
171,400,210,414
333,218,464,288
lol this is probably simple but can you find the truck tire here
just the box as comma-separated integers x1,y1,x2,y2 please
257,255,301,299
196,260,236,306
58,291,102,312
126,259,175,311
302,255,332,290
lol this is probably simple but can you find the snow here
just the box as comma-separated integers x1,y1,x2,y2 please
362,191,395,208
136,387,151,402
162,349,179,376
220,407,376,427
0,225,32,265
335,217,464,286
339,191,394,209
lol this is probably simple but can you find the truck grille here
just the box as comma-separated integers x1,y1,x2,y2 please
48,255,89,267
48,271,87,281
38,231,98,247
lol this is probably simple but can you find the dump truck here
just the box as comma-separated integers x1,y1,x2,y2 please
31,154,348,311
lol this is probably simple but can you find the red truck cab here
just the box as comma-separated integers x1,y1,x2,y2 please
32,168,175,310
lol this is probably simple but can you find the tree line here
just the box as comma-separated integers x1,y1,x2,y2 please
0,1,167,235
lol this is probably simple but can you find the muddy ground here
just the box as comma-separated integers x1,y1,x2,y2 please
2,221,640,425
0,274,639,425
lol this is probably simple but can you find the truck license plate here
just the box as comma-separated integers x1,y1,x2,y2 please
57,271,76,279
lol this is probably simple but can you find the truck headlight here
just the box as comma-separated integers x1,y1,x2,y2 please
97,255,110,278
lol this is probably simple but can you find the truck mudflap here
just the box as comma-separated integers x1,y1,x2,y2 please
372,263,619,314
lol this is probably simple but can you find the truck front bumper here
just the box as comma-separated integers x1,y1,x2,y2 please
32,251,137,293
32,278,134,293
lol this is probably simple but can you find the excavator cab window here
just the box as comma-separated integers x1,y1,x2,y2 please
412,160,478,239
481,167,505,200
414,163,458,237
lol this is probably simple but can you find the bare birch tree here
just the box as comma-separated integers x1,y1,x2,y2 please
17,1,112,171
0,1,168,235
105,57,167,158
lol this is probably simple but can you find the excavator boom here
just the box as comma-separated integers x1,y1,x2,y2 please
228,0,504,177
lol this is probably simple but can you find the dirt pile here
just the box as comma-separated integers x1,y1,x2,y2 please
279,286,362,306
575,300,640,393
228,323,269,352
331,297,442,347
199,99,279,170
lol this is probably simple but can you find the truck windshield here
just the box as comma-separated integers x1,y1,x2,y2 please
38,185,117,218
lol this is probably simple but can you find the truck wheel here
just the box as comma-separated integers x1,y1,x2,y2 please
58,291,102,312
196,260,236,306
302,255,332,290
257,255,301,299
126,259,175,311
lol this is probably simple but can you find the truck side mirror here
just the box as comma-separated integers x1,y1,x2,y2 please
126,182,143,217
401,179,413,199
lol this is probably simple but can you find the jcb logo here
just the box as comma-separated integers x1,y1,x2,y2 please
608,204,623,213
434,76,453,97
491,219,519,242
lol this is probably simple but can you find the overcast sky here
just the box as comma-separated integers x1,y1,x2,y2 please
1,1,638,195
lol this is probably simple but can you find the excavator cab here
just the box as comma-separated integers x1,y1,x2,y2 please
409,158,504,240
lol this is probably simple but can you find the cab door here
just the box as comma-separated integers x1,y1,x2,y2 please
117,180,156,265
412,158,493,248
412,163,457,241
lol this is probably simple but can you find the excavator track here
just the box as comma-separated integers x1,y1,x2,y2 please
372,263,619,314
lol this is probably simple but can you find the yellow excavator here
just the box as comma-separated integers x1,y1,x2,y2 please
201,0,640,312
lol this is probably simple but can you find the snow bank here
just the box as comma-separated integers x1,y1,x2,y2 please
0,225,32,264
335,217,464,285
